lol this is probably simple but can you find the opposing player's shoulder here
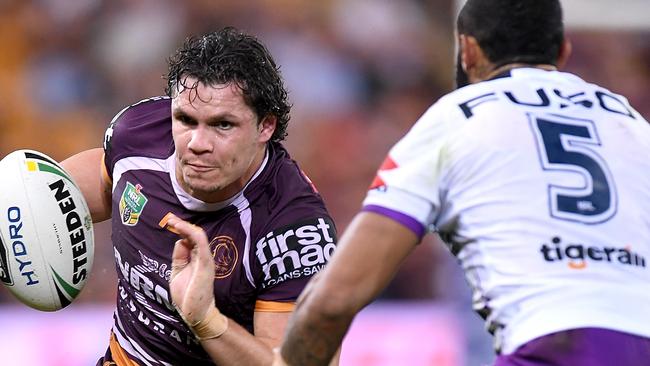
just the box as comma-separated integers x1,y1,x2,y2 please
394,90,469,147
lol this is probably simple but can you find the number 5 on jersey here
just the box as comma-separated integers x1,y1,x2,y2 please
530,114,617,224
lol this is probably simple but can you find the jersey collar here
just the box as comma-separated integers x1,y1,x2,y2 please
167,147,270,212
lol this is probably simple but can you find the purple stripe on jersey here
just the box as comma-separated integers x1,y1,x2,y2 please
495,328,650,366
362,204,426,239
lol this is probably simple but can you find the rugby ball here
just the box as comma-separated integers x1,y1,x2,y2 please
0,150,94,311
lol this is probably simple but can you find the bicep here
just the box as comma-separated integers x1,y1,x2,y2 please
60,148,112,222
253,310,292,349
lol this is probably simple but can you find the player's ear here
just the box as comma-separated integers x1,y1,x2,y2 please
556,38,572,69
459,34,480,73
258,115,276,143
458,34,471,73
459,34,490,81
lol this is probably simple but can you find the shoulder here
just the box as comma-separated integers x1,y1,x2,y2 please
408,84,494,133
256,142,331,222
104,96,171,150
250,195,336,298
388,90,470,157
103,97,174,173
246,144,337,291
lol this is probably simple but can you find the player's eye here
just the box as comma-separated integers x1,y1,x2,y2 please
215,121,233,130
175,114,196,126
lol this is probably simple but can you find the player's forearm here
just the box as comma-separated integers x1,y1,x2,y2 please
200,317,274,365
279,212,420,365
278,273,352,365
280,296,351,366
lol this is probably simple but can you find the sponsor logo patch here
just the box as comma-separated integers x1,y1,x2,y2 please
210,236,238,279
540,236,647,269
256,217,336,288
119,182,148,226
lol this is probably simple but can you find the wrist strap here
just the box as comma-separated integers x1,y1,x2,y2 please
182,306,229,341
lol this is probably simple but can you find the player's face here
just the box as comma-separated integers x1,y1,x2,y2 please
171,79,275,203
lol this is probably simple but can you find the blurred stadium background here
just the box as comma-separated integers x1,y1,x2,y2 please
0,0,647,365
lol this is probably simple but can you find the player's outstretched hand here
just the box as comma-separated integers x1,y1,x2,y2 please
167,214,228,340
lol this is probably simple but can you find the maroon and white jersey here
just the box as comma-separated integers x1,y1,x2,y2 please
101,97,336,365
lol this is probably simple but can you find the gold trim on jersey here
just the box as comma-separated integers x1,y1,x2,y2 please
101,153,112,186
108,332,140,366
255,300,295,312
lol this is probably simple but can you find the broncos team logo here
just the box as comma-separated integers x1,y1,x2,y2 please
209,236,238,279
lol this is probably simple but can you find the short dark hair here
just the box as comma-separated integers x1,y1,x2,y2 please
457,0,564,67
165,27,291,142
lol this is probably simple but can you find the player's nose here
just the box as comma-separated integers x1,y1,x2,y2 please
187,127,213,153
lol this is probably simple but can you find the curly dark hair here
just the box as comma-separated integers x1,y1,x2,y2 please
165,27,291,142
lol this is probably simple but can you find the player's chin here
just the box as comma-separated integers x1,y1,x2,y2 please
186,175,225,193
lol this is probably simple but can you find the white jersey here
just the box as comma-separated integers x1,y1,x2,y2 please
363,68,650,354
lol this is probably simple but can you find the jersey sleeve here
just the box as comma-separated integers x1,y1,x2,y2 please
251,169,337,304
102,96,173,179
362,100,458,239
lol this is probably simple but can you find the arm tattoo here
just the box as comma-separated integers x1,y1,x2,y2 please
282,310,352,365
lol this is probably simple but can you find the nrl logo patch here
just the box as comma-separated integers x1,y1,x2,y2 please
119,182,148,226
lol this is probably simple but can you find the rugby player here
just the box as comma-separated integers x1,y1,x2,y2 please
62,27,337,365
274,1,650,365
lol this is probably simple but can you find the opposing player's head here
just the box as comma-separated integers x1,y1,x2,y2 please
165,27,290,143
455,0,570,88
166,28,289,203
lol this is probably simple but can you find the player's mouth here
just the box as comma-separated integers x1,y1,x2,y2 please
185,162,217,173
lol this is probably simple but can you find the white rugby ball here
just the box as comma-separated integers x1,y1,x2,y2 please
0,149,94,311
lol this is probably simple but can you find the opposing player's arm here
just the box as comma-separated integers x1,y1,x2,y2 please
277,211,419,366
60,148,112,222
